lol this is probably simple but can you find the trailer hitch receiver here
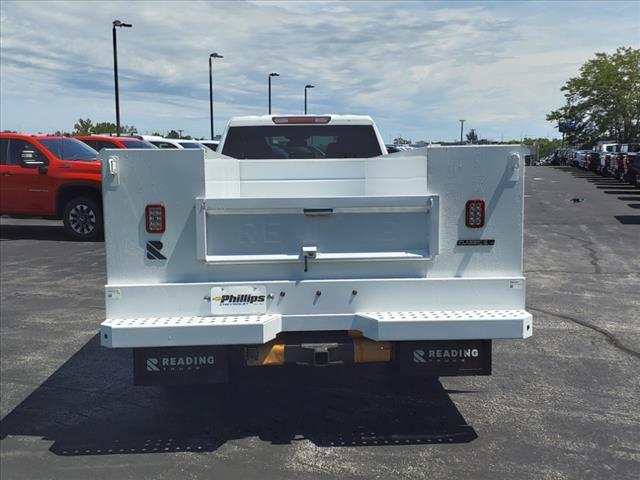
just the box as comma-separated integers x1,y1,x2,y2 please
297,342,344,367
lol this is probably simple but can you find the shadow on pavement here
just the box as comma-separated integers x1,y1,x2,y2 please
0,223,70,242
615,215,640,225
0,336,477,456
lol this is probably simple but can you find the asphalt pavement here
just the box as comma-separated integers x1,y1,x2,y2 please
1,166,639,480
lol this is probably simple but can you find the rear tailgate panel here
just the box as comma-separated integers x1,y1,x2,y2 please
100,146,530,347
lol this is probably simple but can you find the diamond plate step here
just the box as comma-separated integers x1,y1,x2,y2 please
101,314,281,348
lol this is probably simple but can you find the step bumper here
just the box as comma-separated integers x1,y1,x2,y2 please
100,309,532,348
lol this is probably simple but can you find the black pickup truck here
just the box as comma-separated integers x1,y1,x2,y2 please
624,143,640,185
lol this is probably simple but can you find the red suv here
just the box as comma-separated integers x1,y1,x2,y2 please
0,134,102,240
75,135,156,151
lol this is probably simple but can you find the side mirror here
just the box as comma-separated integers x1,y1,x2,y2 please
20,149,47,168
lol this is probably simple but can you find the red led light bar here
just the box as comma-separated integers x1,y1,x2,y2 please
465,199,485,228
145,204,166,233
272,116,331,124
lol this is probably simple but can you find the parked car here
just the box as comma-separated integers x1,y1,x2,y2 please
0,133,102,240
199,140,219,152
595,143,616,175
586,151,600,171
630,151,640,186
141,136,206,149
574,150,590,169
75,135,156,151
609,144,625,178
385,144,401,154
622,143,640,184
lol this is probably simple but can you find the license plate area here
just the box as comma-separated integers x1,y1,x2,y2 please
210,285,267,315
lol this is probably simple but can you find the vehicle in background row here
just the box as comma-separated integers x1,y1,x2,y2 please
75,135,156,151
141,135,206,150
385,144,401,154
608,144,625,178
199,140,219,152
631,152,640,185
622,143,639,184
595,143,616,175
0,133,102,240
574,150,590,169
586,151,600,171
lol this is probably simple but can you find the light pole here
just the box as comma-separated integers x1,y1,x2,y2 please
459,119,465,144
304,84,314,114
209,52,223,139
268,72,279,114
112,20,132,136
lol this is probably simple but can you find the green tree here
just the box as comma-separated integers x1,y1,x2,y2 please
72,118,136,135
166,130,180,139
93,122,117,134
547,47,640,148
466,129,478,144
393,136,411,145
73,118,94,135
521,137,563,159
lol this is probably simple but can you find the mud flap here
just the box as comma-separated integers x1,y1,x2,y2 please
133,346,229,385
396,340,492,377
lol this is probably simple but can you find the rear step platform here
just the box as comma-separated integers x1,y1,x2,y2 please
101,309,531,348
357,310,532,341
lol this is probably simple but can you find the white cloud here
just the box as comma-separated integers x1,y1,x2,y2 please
1,0,638,141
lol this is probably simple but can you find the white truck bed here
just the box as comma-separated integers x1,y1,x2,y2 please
99,145,531,349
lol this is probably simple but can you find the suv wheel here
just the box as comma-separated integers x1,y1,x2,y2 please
62,196,103,241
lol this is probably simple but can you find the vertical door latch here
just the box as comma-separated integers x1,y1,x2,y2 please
302,245,318,272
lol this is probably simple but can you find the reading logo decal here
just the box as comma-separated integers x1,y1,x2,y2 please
413,348,479,363
146,241,166,260
146,355,215,372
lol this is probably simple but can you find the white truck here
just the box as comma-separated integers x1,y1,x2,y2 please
99,114,532,385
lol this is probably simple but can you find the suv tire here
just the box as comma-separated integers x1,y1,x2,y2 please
62,196,103,241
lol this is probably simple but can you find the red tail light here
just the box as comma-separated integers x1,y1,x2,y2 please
272,116,331,124
465,199,485,228
145,204,165,233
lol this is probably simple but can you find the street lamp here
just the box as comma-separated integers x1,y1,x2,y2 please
459,119,465,144
304,84,314,114
112,20,132,136
268,72,279,114
209,52,223,139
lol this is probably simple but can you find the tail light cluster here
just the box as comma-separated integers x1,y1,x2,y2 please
145,204,166,233
465,199,485,228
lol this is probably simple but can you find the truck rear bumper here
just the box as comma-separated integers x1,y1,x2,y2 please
100,309,532,348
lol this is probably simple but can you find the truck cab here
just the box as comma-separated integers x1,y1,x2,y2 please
0,133,102,240
218,115,387,159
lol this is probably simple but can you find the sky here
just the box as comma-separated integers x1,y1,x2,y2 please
1,1,638,143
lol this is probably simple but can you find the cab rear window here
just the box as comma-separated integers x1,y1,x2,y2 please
221,125,383,159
